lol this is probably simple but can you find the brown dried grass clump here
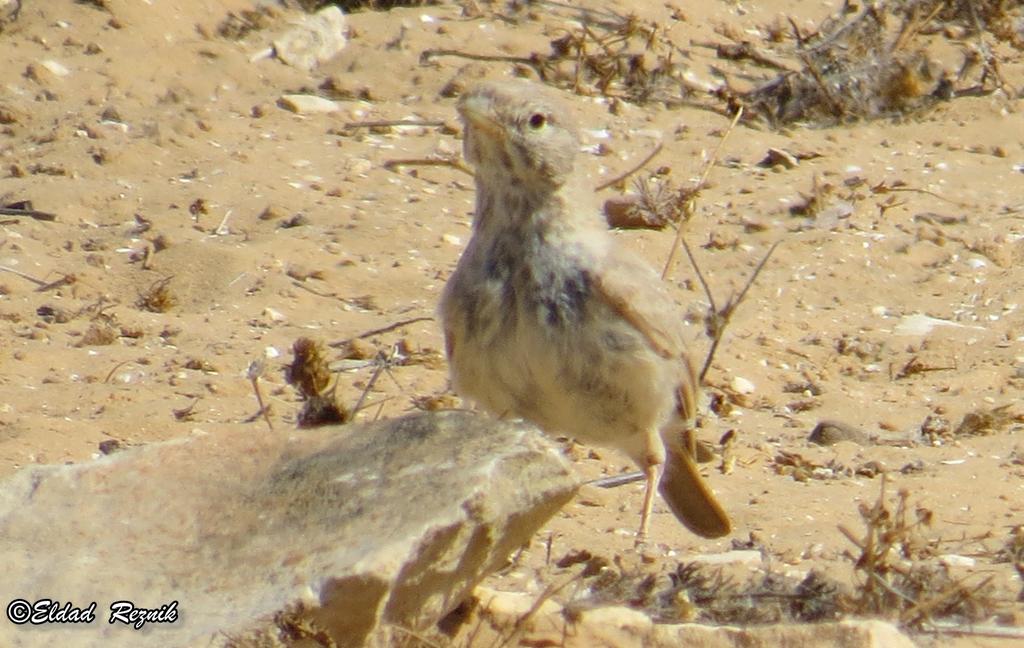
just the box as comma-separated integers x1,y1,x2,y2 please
540,477,1005,634
137,276,176,313
422,0,1019,124
734,0,1020,126
215,6,278,40
839,477,1000,629
556,550,843,627
284,337,350,427
423,10,695,106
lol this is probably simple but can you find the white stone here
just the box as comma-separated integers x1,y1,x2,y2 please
939,554,976,567
684,549,762,566
263,306,286,322
730,376,756,395
273,6,347,71
40,59,70,77
278,94,339,114
892,313,985,336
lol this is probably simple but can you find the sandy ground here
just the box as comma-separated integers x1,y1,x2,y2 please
1,0,1023,645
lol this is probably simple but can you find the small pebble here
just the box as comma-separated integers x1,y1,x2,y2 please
41,59,71,77
939,554,975,568
731,376,756,395
263,307,286,323
808,420,872,446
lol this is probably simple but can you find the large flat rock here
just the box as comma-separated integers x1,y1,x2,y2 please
0,411,578,647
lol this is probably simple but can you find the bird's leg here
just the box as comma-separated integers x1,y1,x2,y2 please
636,461,660,547
636,432,666,547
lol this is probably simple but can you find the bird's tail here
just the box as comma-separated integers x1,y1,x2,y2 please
659,446,731,538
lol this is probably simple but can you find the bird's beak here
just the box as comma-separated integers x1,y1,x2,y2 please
458,94,504,140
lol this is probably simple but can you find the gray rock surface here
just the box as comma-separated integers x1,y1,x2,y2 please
0,411,578,647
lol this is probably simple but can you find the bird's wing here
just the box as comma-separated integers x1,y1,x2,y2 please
591,247,689,360
593,252,731,537
592,247,702,422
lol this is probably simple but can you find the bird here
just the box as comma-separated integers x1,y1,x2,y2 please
439,80,730,545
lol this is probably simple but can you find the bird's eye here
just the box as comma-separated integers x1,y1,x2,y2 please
528,113,547,129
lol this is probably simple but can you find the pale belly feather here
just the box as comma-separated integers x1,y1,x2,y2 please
444,249,678,463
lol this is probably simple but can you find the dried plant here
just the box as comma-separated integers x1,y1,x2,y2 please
953,404,1023,436
284,337,350,427
423,11,696,105
731,0,1020,126
839,477,999,628
995,526,1024,602
424,0,1019,118
136,276,176,313
546,14,683,103
561,556,844,627
603,173,687,230
215,7,277,40
632,174,687,227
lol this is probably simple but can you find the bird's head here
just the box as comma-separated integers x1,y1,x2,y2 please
457,81,579,192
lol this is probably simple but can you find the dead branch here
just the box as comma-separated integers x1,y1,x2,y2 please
892,355,957,380
0,205,56,221
382,158,473,176
103,360,133,384
350,354,387,418
695,40,796,71
420,48,549,79
0,265,52,287
587,471,645,488
331,316,435,348
246,359,273,432
35,274,76,293
685,240,780,381
495,571,584,648
342,119,447,130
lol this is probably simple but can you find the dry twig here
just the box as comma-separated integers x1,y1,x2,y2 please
0,265,47,287
103,360,133,384
685,240,779,381
891,355,957,380
839,476,1000,628
495,572,584,648
661,106,743,280
382,158,473,176
247,359,274,432
420,48,548,78
343,119,446,130
0,205,56,221
331,316,434,347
